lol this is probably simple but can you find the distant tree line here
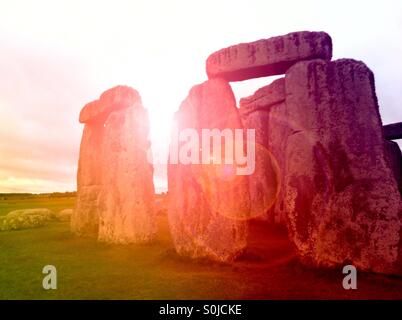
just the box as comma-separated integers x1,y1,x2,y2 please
0,192,77,200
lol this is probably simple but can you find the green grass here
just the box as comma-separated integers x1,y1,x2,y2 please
1,196,402,299
0,196,75,216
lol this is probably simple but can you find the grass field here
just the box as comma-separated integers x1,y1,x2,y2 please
0,196,75,217
1,196,402,300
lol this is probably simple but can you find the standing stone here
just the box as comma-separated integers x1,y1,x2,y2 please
71,121,104,235
79,86,140,123
97,98,156,244
168,78,250,262
284,59,402,274
72,86,139,236
72,85,155,242
206,31,332,81
239,78,288,224
385,140,402,194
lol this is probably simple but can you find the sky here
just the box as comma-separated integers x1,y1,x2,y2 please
0,0,402,193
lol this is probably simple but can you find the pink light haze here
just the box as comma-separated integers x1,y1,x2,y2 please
0,0,401,193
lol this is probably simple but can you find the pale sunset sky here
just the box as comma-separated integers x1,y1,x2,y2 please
0,0,401,193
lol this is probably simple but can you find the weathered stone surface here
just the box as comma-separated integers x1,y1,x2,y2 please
168,78,250,262
57,209,73,222
240,77,285,115
383,122,402,140
97,102,156,244
240,78,288,223
284,58,402,274
73,85,153,239
79,85,140,123
7,208,55,220
385,140,402,194
71,122,104,235
1,208,55,231
206,31,332,82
